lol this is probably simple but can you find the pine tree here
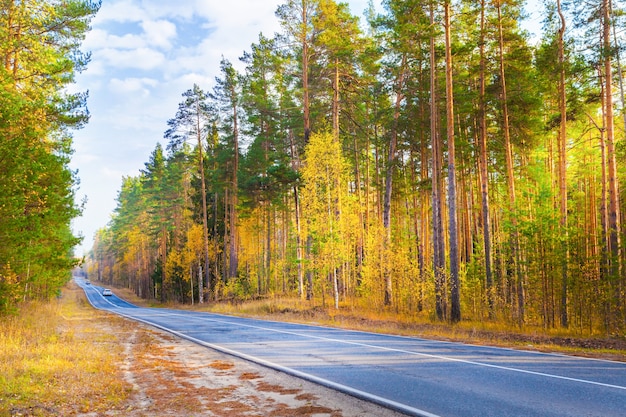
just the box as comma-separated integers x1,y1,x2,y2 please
444,0,460,322
211,58,243,284
0,0,99,311
165,85,213,301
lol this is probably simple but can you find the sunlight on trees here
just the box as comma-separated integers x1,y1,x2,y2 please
0,0,100,312
82,0,625,334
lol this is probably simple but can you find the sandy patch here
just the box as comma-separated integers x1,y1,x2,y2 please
100,319,406,417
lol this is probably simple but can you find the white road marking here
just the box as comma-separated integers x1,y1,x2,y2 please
82,287,626,416
134,309,626,392
109,308,441,417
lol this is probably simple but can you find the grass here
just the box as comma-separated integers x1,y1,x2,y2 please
0,283,130,416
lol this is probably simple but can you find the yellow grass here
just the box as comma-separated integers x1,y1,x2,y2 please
0,283,130,417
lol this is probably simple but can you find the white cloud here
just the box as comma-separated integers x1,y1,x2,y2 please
85,29,145,50
98,47,165,70
141,20,177,50
173,73,214,90
109,77,158,96
71,151,99,166
84,20,176,51
101,166,131,180
93,0,147,23
82,28,108,49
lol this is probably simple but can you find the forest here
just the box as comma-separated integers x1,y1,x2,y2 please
93,0,622,333
0,1,100,313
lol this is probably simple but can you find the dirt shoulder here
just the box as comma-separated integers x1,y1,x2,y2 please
74,284,406,417
106,322,406,417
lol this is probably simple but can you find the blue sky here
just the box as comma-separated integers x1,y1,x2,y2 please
69,0,543,256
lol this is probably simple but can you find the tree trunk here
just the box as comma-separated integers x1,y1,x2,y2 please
196,107,210,303
333,59,340,140
353,133,364,288
496,1,524,325
444,1,460,323
382,54,406,307
228,89,239,280
300,0,312,298
479,0,494,317
419,96,430,313
602,0,621,282
289,130,305,299
556,0,569,328
302,0,311,145
431,2,446,321
602,0,622,328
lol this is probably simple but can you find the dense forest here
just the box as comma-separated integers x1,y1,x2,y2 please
86,0,625,333
0,1,100,313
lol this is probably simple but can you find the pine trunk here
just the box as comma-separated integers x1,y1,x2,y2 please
602,0,623,328
479,0,494,316
444,1,460,323
302,0,311,145
602,0,621,282
382,55,406,306
196,109,210,303
228,93,239,280
431,2,446,321
557,0,569,328
497,2,524,325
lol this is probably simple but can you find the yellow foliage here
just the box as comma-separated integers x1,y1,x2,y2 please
185,223,205,260
301,131,351,273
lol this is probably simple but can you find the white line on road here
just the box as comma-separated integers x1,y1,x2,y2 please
110,308,441,417
138,310,626,392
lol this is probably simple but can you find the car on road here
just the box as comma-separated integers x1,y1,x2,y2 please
102,289,113,296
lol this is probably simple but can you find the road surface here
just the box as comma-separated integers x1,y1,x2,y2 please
77,278,626,417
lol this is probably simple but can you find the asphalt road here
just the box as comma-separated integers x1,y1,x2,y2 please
77,278,626,417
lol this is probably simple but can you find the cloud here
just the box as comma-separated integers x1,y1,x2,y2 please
98,47,165,70
82,1,180,75
84,29,145,50
172,73,214,90
84,20,176,51
109,77,158,96
141,20,177,49
71,151,99,166
92,0,147,23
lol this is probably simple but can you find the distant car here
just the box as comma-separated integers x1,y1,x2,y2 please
85,280,90,285
102,289,113,296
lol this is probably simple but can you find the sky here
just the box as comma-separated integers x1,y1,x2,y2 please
69,0,544,257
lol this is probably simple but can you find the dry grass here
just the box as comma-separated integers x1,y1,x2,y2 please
209,360,236,371
0,284,130,417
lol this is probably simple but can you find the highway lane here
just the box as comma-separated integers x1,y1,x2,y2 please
75,278,626,417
